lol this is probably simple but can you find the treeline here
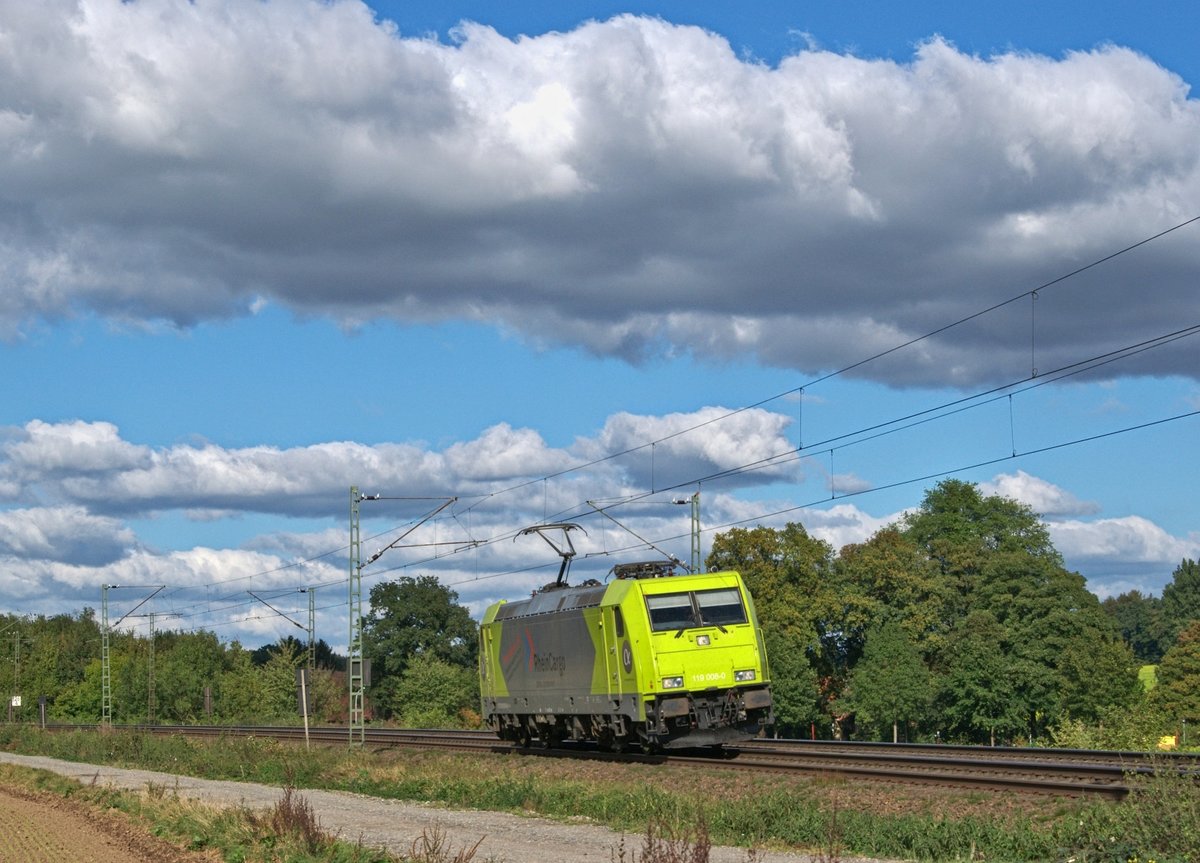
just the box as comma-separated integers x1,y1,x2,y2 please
711,479,1200,747
1102,559,1200,663
0,616,349,725
0,577,482,729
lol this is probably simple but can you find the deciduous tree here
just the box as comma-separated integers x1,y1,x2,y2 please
1153,619,1200,724
362,575,477,721
1160,559,1200,651
843,619,931,742
936,610,1025,745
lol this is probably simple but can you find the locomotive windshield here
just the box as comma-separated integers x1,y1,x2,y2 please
695,588,748,627
646,587,748,632
646,593,694,630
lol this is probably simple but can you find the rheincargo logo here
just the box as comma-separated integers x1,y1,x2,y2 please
532,651,566,677
504,628,568,678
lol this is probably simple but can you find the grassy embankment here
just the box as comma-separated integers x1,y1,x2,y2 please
1,726,1197,862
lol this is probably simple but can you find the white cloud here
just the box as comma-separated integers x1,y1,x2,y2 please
581,406,798,491
1049,515,1199,564
1048,516,1200,598
0,412,798,520
829,472,872,496
0,5,1196,384
1,420,151,479
2,414,1196,642
981,470,1101,517
0,505,134,565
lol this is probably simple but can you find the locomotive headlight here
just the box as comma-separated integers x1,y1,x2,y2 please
662,676,684,689
734,669,756,682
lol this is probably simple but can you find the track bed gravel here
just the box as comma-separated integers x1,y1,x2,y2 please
0,751,895,862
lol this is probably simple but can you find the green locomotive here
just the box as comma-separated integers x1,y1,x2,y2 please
479,560,773,750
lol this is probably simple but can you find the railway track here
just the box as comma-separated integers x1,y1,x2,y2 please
42,723,1199,799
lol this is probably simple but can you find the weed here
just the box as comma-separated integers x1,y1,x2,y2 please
407,824,484,863
1059,758,1200,862
611,818,765,863
145,780,167,799
814,787,842,863
257,785,330,854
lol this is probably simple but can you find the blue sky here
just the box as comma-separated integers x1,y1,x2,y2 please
1,0,1198,648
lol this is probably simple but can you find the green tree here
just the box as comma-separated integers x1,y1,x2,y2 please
0,612,103,722
154,630,228,722
1160,559,1200,651
844,619,931,742
970,549,1127,737
1153,619,1200,724
384,653,480,728
215,642,266,723
936,611,1025,745
363,576,477,721
1102,590,1166,663
252,636,342,670
897,480,1135,742
835,526,950,659
902,479,1059,622
258,639,307,720
760,628,821,737
1057,635,1143,723
707,523,860,733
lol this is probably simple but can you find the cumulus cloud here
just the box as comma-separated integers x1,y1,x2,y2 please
0,412,795,519
981,470,1101,517
1049,515,1199,565
578,406,800,492
1,3,1197,385
2,414,1196,640
1048,515,1200,597
0,505,135,565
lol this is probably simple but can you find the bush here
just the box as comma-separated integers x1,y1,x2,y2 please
1060,760,1200,862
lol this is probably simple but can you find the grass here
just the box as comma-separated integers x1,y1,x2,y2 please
3,725,1198,862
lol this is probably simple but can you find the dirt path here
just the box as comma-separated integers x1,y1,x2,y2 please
0,751,895,863
0,781,214,863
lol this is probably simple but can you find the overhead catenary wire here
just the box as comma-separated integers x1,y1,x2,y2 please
54,215,1200,639
126,215,1200,606
134,315,1200,638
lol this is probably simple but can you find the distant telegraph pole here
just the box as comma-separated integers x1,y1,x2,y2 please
348,487,365,746
101,584,165,726
673,491,702,573
347,489,461,746
304,588,316,670
101,586,112,726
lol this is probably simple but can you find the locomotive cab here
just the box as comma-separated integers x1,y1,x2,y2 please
634,573,773,748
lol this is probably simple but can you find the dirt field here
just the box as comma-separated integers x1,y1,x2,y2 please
0,782,213,863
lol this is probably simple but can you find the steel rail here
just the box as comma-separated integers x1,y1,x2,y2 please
38,723,1196,799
